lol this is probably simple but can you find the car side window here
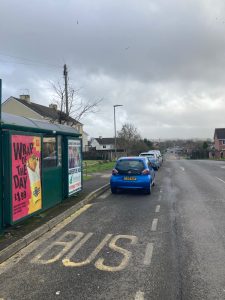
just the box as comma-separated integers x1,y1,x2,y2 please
148,161,152,169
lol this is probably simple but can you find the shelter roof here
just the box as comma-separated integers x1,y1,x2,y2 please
1,112,80,136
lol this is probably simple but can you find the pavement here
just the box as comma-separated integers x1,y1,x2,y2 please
0,170,111,262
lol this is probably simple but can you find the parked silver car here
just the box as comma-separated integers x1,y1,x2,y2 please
139,152,160,170
149,150,163,166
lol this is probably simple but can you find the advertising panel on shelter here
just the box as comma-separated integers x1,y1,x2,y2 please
12,135,42,222
68,139,82,195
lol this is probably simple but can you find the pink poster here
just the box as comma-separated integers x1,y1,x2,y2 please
12,135,42,222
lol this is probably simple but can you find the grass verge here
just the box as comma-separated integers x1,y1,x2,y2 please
83,160,115,180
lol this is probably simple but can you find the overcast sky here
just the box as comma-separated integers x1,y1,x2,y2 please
1,0,225,139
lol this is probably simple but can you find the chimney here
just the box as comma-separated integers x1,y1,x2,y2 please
20,95,30,103
99,136,102,139
49,103,58,110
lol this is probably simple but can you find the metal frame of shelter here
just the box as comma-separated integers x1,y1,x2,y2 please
0,80,82,231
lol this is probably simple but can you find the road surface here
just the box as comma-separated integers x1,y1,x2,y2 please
1,158,225,299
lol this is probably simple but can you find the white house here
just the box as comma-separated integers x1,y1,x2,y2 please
90,137,115,150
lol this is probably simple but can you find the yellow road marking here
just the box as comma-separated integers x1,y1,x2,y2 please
95,235,138,272
32,232,140,272
31,204,92,265
63,234,113,267
66,204,93,221
32,231,84,264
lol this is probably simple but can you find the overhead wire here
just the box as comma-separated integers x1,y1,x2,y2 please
0,53,61,69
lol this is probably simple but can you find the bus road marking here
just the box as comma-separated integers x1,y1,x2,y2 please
31,231,85,264
95,235,138,272
32,231,138,272
62,233,113,267
0,205,92,274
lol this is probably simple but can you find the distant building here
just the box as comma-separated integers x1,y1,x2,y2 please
91,137,115,151
2,95,89,151
213,128,225,158
89,137,125,160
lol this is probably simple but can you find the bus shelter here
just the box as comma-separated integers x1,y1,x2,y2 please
0,113,82,230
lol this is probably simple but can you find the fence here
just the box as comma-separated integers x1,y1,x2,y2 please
82,161,99,177
190,150,209,159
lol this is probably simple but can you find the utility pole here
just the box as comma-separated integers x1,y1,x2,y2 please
64,64,69,124
114,106,116,159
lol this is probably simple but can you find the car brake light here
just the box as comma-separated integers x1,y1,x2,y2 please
142,169,150,175
112,169,118,175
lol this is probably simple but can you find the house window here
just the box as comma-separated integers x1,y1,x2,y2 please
103,145,106,149
222,140,225,145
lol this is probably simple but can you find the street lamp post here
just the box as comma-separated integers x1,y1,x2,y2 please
113,104,123,160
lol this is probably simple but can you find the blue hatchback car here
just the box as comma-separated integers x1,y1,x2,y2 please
110,156,155,194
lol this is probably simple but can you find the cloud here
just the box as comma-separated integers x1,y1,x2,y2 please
1,0,225,139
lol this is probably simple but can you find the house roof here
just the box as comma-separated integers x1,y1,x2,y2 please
214,128,225,139
95,138,115,145
11,97,82,125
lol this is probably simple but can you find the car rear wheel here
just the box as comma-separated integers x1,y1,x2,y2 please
144,183,152,195
111,187,117,194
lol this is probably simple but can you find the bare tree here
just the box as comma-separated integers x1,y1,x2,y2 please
50,78,102,125
117,123,148,155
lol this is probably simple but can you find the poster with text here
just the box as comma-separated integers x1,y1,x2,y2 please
68,139,82,195
12,135,42,222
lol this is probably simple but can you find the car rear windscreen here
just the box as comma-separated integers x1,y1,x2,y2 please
116,159,145,175
140,153,155,157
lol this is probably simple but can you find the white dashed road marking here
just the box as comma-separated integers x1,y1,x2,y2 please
220,166,225,169
135,291,145,300
179,167,185,171
155,205,160,213
151,218,158,231
143,243,154,265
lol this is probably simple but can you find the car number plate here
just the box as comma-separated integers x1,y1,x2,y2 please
124,176,136,181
